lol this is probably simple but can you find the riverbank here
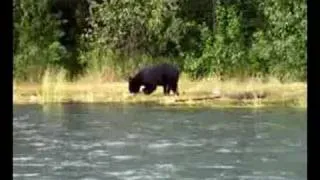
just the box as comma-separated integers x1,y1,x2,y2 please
13,76,306,108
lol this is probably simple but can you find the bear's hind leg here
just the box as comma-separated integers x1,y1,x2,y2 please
163,85,170,95
171,82,179,96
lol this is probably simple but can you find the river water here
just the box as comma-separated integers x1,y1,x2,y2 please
13,104,307,180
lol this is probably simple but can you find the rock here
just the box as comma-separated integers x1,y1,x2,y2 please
212,88,222,98
29,95,38,103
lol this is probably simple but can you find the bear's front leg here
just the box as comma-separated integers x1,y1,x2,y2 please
143,84,157,95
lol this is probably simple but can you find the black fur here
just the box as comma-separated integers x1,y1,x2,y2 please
128,63,180,95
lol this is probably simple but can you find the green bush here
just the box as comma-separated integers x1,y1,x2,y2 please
14,0,68,82
14,0,306,82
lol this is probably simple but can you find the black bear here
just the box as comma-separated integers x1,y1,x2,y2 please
128,63,180,95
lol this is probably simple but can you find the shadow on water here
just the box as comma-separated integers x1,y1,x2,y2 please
13,103,307,180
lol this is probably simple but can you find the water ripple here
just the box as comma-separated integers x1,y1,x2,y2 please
198,165,235,169
13,156,34,162
80,178,99,180
14,163,44,167
30,142,46,147
216,148,232,153
13,173,39,177
58,160,100,168
104,170,136,176
88,150,109,157
148,142,174,149
13,114,30,121
103,141,130,147
111,155,139,161
238,175,288,180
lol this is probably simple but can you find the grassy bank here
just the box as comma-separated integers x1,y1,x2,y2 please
13,71,306,109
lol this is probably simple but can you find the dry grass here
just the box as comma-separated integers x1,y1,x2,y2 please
13,71,307,109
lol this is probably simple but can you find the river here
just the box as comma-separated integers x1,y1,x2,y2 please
13,104,307,180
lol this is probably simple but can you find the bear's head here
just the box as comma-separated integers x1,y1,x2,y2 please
128,76,140,94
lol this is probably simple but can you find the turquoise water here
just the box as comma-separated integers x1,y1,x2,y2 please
13,104,307,180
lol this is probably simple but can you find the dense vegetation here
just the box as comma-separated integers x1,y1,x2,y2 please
14,0,306,82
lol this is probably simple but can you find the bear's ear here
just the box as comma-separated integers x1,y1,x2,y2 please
128,76,133,81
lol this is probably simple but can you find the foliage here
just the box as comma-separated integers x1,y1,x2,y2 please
184,0,306,81
14,0,307,82
14,0,68,82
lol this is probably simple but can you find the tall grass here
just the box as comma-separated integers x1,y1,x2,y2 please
41,68,67,103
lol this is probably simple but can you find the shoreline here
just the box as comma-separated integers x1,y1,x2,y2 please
13,100,306,110
13,79,307,109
